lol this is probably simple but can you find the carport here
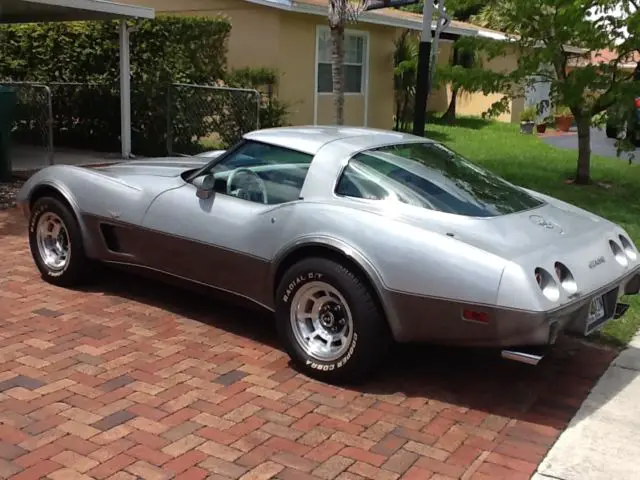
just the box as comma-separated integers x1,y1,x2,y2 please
0,0,155,159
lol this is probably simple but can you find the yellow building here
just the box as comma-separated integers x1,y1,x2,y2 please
125,0,524,128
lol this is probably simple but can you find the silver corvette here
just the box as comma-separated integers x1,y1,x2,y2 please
16,126,640,384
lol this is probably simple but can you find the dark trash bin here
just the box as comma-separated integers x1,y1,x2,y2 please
0,85,18,182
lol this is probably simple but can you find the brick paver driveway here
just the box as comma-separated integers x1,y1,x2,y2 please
0,209,617,480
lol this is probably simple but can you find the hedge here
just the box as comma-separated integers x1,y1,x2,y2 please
0,17,233,155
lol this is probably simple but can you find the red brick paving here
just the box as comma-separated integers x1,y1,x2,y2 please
0,208,619,479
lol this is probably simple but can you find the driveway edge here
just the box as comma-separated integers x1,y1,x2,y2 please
531,331,640,480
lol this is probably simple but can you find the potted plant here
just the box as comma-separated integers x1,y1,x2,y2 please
554,105,574,132
520,106,536,134
536,100,550,133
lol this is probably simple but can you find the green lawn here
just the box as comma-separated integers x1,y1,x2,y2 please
424,117,640,347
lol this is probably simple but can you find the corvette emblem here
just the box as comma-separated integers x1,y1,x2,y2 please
589,256,606,269
529,215,564,234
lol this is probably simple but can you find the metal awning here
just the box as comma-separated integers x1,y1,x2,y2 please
0,0,154,23
0,0,156,159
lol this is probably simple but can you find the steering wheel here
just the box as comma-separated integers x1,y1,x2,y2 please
226,168,269,204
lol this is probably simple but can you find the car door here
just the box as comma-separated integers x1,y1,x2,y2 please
139,140,314,307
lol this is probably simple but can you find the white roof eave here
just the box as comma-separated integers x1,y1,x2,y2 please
245,0,481,36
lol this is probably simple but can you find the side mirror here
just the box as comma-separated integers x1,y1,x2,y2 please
194,174,215,200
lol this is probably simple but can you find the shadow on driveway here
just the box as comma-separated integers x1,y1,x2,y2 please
88,258,623,434
0,207,634,479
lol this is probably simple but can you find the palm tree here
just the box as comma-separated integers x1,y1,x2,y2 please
393,30,419,131
328,0,370,124
441,43,479,123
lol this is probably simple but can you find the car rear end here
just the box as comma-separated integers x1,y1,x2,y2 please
493,207,640,364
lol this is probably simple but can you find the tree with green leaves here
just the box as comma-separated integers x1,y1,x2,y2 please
455,0,640,184
438,0,487,123
395,0,495,123
393,30,419,131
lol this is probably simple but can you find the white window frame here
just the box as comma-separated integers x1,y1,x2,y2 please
314,25,369,97
314,25,370,126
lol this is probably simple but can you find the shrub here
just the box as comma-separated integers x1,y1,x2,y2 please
224,67,291,144
0,16,231,155
167,67,291,153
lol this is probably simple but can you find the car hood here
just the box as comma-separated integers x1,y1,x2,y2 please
96,158,209,179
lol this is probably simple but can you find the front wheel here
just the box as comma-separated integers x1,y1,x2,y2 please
275,257,390,384
28,196,91,287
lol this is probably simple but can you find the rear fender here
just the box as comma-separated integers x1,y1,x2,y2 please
271,235,404,340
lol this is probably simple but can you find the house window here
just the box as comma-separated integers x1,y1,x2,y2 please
316,28,367,94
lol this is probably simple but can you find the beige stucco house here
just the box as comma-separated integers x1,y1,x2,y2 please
125,0,523,128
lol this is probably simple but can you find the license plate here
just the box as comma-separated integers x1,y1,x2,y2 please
588,296,605,323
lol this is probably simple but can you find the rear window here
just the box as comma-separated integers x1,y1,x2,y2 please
335,142,544,217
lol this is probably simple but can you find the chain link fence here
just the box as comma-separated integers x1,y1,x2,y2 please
0,81,263,169
166,83,261,156
1,82,54,168
47,82,121,154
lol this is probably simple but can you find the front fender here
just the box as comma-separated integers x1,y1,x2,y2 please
16,166,99,258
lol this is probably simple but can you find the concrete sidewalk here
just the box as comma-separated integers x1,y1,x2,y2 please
532,333,640,480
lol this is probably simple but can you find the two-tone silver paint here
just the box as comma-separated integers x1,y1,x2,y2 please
16,126,640,358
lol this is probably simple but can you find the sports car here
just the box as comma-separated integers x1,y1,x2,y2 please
16,126,640,384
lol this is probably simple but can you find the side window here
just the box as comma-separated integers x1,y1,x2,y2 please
206,141,313,205
335,161,389,200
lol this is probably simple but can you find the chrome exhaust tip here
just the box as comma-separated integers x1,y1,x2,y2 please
501,348,545,366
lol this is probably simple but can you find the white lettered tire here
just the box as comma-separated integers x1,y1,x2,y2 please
28,196,91,287
275,257,390,384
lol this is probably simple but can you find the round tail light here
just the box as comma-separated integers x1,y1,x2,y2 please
534,267,560,302
554,262,577,294
610,240,629,267
619,235,637,261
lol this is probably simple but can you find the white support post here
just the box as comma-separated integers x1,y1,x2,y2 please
119,20,132,159
421,0,434,44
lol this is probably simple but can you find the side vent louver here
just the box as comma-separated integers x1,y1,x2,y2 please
100,224,122,253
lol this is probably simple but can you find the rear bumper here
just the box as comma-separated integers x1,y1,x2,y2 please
388,265,640,347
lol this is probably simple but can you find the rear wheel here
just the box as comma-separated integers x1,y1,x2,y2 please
28,196,91,287
275,257,390,384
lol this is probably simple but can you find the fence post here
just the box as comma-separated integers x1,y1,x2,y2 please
44,86,54,165
255,90,261,131
166,84,173,156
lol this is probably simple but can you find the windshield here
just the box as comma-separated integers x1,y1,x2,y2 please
335,142,544,217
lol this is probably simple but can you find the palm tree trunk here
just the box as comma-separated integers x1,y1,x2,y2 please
401,94,410,132
442,86,459,124
330,24,345,125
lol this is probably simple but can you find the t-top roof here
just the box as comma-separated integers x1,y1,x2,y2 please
0,0,155,24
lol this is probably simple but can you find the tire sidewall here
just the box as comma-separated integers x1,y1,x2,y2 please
276,261,369,376
28,198,79,280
